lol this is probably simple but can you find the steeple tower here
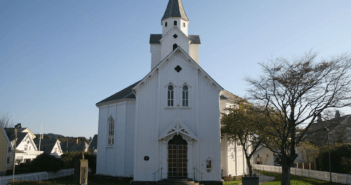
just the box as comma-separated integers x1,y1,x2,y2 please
161,0,189,36
162,0,189,21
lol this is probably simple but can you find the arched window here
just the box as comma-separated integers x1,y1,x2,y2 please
108,116,114,146
168,85,174,107
182,86,188,107
174,21,177,26
165,22,168,27
173,44,178,50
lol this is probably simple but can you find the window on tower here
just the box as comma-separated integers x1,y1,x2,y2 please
173,44,178,50
168,85,174,107
165,22,168,27
182,86,188,107
174,21,177,26
183,23,186,27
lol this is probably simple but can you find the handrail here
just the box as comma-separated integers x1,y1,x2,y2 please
193,167,203,182
152,168,163,183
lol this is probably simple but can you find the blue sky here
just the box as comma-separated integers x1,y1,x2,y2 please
0,0,350,138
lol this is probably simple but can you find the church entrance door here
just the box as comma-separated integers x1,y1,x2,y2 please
168,135,188,179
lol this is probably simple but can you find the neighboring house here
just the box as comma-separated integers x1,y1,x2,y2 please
34,138,63,158
88,135,97,155
95,1,248,183
306,112,351,145
220,90,251,177
60,139,89,153
252,146,281,166
0,126,11,176
5,127,43,170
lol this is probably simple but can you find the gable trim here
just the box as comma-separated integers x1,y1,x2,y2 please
132,47,223,93
159,120,197,140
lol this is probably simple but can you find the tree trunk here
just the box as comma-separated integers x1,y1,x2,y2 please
281,155,291,185
246,156,253,176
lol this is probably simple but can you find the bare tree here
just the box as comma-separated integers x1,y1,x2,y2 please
0,111,13,128
246,51,351,185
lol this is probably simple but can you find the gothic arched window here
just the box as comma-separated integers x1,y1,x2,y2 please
173,44,178,50
182,86,188,107
108,116,114,146
174,21,177,26
168,85,174,107
165,22,168,27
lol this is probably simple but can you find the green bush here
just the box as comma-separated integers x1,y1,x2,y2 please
60,152,96,174
28,153,64,173
318,143,351,174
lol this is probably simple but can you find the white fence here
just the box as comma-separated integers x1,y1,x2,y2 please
0,169,74,185
252,164,351,185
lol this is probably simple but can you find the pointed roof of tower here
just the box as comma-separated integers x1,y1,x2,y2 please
162,0,189,21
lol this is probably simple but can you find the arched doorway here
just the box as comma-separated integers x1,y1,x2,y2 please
168,135,188,179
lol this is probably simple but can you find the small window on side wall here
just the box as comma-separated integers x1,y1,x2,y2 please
165,22,168,27
174,21,177,26
183,22,186,27
108,116,115,146
206,157,212,172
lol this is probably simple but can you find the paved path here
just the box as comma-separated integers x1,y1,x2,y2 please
238,172,275,185
255,172,276,184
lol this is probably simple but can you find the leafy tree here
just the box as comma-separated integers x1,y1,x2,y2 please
297,141,319,163
221,98,269,176
246,51,351,185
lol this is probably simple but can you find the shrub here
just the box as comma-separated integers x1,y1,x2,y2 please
61,152,96,174
318,143,351,174
28,153,64,173
223,175,236,181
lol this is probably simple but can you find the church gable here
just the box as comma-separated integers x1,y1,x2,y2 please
133,47,223,93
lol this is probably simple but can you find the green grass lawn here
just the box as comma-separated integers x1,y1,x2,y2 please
257,171,344,185
223,179,242,185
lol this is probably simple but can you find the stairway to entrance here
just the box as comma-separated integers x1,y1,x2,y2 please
157,179,202,185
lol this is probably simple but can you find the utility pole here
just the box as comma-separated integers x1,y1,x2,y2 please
12,123,21,185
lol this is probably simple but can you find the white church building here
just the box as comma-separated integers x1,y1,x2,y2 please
96,0,250,184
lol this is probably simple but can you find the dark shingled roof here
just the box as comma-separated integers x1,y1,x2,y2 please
5,128,28,146
162,0,189,21
88,135,98,151
96,81,140,105
60,141,89,153
150,34,201,44
34,138,57,154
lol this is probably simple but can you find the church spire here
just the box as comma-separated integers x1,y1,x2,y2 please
162,0,189,21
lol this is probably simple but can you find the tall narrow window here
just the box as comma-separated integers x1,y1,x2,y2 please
183,22,186,27
174,21,177,26
168,85,174,107
173,44,178,50
165,22,168,27
182,86,188,107
108,117,114,146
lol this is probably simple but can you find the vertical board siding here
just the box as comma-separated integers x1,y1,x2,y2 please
125,101,136,176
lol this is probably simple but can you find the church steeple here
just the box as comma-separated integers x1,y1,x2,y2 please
162,0,189,22
161,0,190,36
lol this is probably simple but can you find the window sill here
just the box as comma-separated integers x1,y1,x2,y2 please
165,107,176,110
180,107,191,109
